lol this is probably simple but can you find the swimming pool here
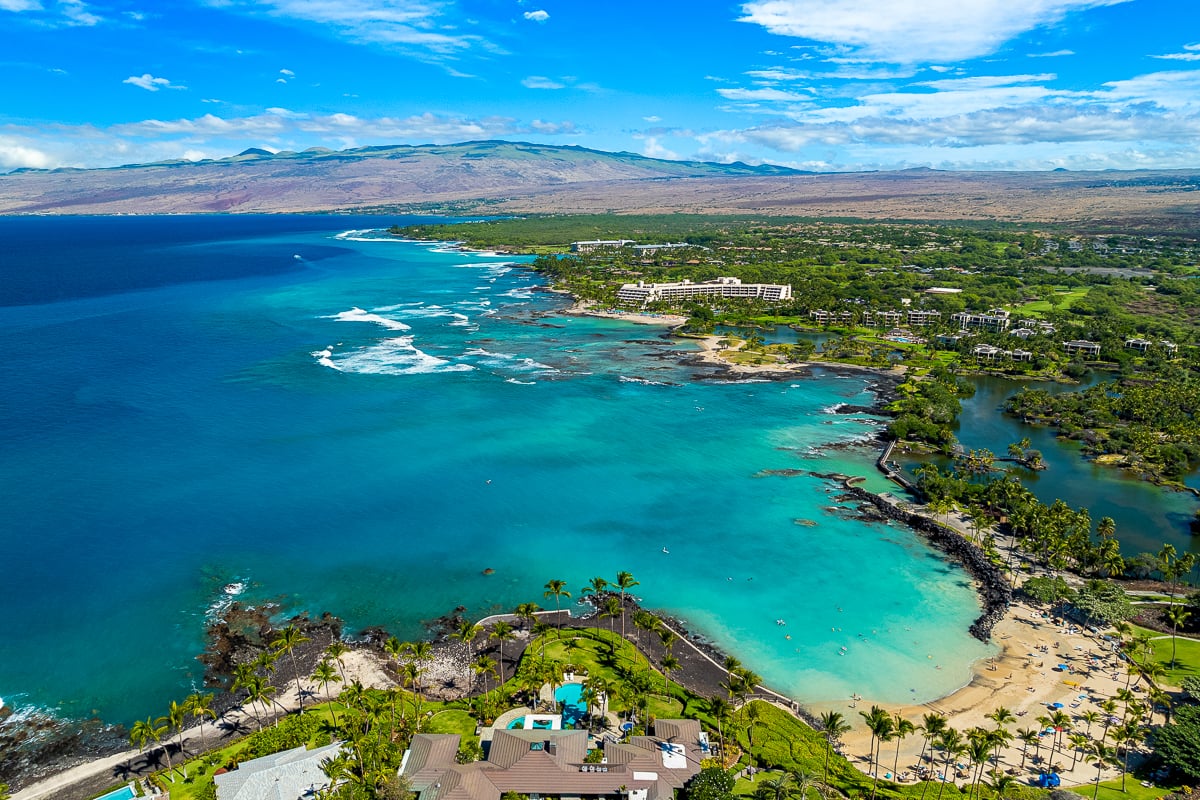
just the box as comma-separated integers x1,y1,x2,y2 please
555,682,587,727
95,785,136,800
508,716,556,729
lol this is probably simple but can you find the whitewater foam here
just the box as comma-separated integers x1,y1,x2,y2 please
324,307,411,331
316,337,474,376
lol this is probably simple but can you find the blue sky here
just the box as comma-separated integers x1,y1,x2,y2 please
1,0,1199,172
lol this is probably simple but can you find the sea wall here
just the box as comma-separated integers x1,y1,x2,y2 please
840,485,1012,642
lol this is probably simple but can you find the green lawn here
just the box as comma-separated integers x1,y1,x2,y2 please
1066,776,1176,800
1013,288,1089,315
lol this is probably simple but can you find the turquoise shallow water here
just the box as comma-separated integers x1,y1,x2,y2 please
0,217,991,732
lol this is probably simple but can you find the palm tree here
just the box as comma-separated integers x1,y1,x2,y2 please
1089,741,1114,800
819,710,852,786
891,714,916,780
312,660,343,726
383,636,405,675
614,571,639,642
707,695,732,762
130,716,168,776
580,576,609,598
1067,732,1090,772
242,674,276,731
272,624,311,713
451,620,483,682
1167,604,1192,667
755,772,796,800
600,595,623,652
1078,710,1100,737
792,769,819,800
185,692,217,746
658,626,677,655
934,728,965,800
472,656,498,715
543,579,571,630
860,705,894,800
514,601,541,631
918,712,948,773
489,620,516,678
1016,727,1039,770
404,661,426,729
532,619,554,661
661,653,680,696
632,608,656,650
1112,721,1142,792
985,770,1017,800
325,640,350,685
584,674,611,721
159,699,188,778
965,733,992,800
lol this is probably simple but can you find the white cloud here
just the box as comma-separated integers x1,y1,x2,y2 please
280,68,295,76
0,136,51,169
738,0,1130,64
59,0,99,25
0,0,42,11
641,136,679,160
522,9,548,22
521,75,563,89
0,109,585,170
643,115,661,123
123,73,186,92
1151,51,1200,62
209,0,489,59
717,86,813,102
1028,49,1075,57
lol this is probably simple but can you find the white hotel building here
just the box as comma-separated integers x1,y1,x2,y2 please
616,277,792,306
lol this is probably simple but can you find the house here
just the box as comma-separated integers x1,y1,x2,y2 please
971,344,1005,361
214,742,344,800
1125,337,1154,352
1063,340,1101,357
401,720,705,800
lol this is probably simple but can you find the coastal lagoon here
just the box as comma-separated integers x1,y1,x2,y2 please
0,216,992,739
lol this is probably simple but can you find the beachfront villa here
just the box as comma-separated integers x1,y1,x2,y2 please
213,741,344,800
615,276,792,306
401,720,705,800
1126,337,1178,354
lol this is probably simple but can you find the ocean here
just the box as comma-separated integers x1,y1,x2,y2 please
0,215,991,744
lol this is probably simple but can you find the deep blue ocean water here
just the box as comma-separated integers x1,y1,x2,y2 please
0,216,992,735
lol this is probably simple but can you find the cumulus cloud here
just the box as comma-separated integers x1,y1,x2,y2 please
697,65,1200,170
738,0,1130,64
0,109,583,170
640,136,679,160
522,9,548,22
123,73,185,91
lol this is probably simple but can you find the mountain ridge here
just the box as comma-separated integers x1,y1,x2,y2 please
1,140,1199,229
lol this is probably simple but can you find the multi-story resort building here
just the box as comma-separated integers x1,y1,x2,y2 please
616,277,792,306
971,344,1033,362
951,308,1012,332
809,309,855,325
864,310,903,327
1063,340,1102,357
632,242,708,255
1126,337,1178,354
570,240,635,253
906,309,941,326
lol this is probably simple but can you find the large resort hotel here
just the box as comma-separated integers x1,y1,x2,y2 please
616,277,792,306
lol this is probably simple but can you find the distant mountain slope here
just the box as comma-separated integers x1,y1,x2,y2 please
0,140,801,215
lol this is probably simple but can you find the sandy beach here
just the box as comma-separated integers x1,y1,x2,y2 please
816,595,1139,787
